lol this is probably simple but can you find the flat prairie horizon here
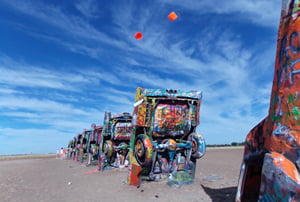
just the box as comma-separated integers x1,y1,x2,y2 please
0,146,244,160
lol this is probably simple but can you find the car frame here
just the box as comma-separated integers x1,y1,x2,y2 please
98,112,133,169
127,87,206,186
85,124,103,166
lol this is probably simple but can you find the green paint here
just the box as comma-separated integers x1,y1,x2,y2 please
132,164,136,173
288,93,294,104
293,106,299,119
286,93,300,123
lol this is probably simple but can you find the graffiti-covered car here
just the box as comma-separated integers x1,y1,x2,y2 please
73,133,82,161
73,129,92,163
86,124,103,166
127,87,206,186
236,1,300,201
79,129,93,163
67,138,75,159
99,112,133,169
70,135,78,161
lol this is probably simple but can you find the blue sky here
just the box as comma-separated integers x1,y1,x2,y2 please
0,0,281,155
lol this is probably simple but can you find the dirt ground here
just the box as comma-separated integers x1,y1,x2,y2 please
0,147,244,202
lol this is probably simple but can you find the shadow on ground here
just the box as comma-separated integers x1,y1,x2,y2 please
201,184,237,202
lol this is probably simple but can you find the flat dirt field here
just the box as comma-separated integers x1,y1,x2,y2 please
0,147,244,202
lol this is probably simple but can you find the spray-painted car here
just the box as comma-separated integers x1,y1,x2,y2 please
70,136,78,161
74,133,83,161
236,1,300,201
74,129,92,163
98,112,133,169
79,129,93,163
127,87,206,186
85,124,103,166
67,138,75,159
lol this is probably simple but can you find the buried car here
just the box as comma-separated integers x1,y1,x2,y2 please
74,133,83,162
127,87,206,186
98,112,133,169
236,1,300,201
86,124,103,166
79,129,93,163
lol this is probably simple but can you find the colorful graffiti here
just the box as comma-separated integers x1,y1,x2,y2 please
127,87,205,186
113,122,132,140
236,0,300,201
153,104,190,137
98,112,132,170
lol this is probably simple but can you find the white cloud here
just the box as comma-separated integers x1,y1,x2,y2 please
0,96,91,116
0,56,90,91
0,87,22,94
100,94,133,106
118,68,189,90
2,112,40,118
0,67,78,91
0,0,278,152
76,69,122,86
2,0,127,49
105,87,135,98
75,0,101,19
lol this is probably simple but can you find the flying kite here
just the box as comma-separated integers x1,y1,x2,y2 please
134,11,178,40
168,11,178,21
134,32,143,40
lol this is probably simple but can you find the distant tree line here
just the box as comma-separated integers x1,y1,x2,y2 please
206,142,245,147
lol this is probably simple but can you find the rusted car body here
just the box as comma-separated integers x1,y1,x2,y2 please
127,87,205,186
236,1,300,201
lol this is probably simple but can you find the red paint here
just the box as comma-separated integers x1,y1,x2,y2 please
84,169,99,175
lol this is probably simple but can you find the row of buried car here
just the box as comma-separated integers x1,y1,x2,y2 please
66,87,206,186
63,1,300,199
68,111,132,168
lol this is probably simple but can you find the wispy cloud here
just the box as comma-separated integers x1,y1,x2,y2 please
0,0,278,154
0,94,107,140
118,67,190,90
75,0,101,19
2,0,127,49
0,96,90,116
0,56,88,91
0,87,22,94
76,69,122,86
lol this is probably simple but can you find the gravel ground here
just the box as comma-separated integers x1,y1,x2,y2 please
0,147,244,202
